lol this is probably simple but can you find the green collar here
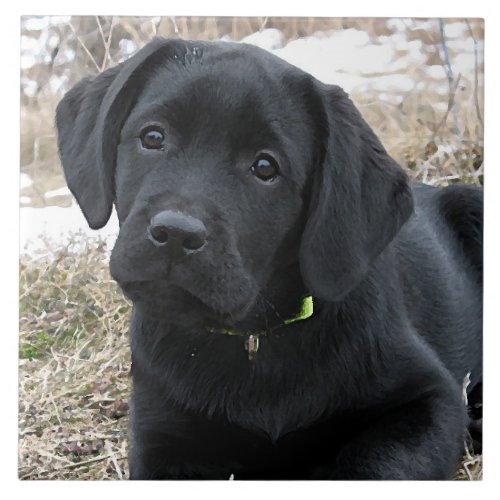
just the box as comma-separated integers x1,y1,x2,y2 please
207,296,314,360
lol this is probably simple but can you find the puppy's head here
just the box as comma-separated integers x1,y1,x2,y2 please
56,38,413,328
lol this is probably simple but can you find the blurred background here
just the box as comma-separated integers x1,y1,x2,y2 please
20,16,484,255
19,16,484,480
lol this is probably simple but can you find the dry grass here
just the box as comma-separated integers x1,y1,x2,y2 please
20,16,484,208
18,237,482,480
456,447,483,480
19,236,131,480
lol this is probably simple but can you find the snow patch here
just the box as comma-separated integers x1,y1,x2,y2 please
427,65,446,80
20,204,119,258
275,30,394,77
241,29,284,51
20,21,483,258
20,173,33,189
444,22,466,39
44,186,71,198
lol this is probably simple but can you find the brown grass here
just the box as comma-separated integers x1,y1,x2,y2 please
19,237,131,479
20,17,484,208
18,237,482,480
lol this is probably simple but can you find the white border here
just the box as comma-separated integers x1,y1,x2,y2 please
5,1,499,498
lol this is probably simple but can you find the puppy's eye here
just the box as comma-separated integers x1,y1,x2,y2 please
140,126,165,150
250,153,280,183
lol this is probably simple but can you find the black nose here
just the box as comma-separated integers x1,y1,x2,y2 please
148,210,207,253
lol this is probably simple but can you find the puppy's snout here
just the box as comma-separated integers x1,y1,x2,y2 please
148,210,207,254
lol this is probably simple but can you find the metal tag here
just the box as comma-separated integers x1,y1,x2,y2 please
245,334,259,361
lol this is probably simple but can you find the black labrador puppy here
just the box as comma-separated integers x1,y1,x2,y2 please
56,38,483,479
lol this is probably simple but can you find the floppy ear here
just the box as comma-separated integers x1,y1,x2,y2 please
299,83,414,301
55,37,185,229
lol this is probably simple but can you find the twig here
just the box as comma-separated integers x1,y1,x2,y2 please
120,18,142,45
465,20,484,129
152,17,162,36
439,19,460,137
427,174,460,185
463,461,474,481
432,72,462,141
60,453,127,470
96,16,106,48
462,451,482,481
49,392,63,427
36,449,74,465
104,17,117,70
19,453,128,479
439,19,453,80
68,21,100,73
96,16,116,72
170,16,179,36
105,440,124,480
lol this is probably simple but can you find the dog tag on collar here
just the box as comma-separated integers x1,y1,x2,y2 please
244,334,259,361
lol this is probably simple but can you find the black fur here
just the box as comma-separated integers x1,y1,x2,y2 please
56,38,483,480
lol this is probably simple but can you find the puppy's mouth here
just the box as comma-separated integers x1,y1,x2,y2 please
118,278,259,328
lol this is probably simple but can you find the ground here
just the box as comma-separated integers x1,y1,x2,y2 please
18,238,482,480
